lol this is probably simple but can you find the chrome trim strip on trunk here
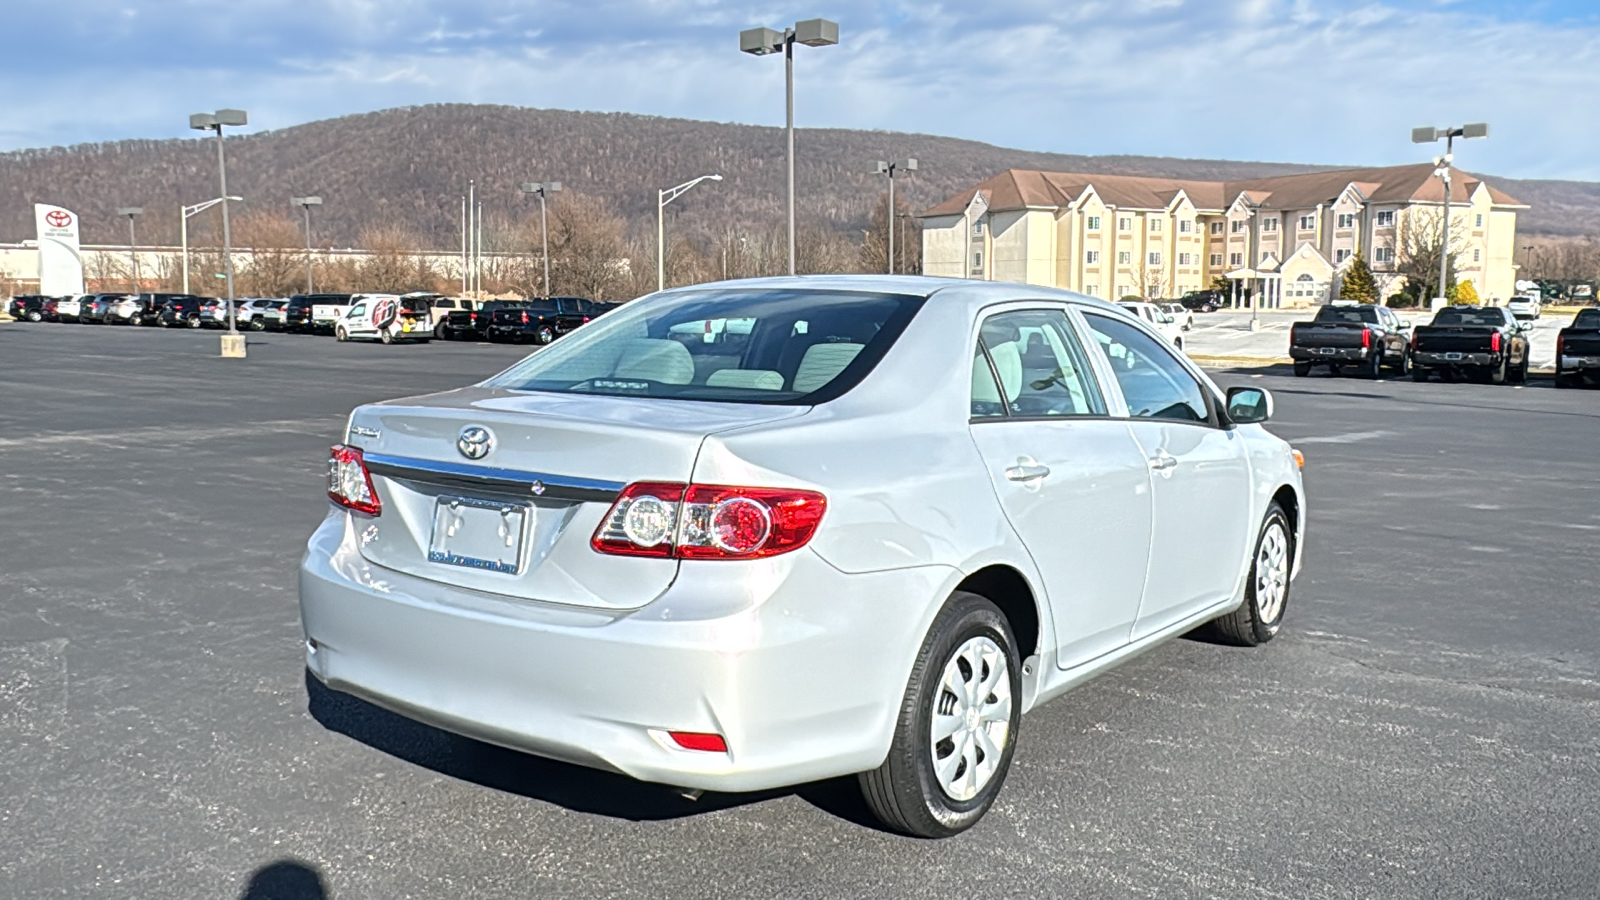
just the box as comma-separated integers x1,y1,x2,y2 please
362,451,625,503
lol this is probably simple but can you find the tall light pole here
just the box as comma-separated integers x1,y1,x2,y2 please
291,196,322,293
873,159,916,274
741,18,839,276
519,182,562,298
180,197,239,295
190,109,248,357
657,174,722,292
1413,123,1488,306
896,212,913,274
116,207,143,292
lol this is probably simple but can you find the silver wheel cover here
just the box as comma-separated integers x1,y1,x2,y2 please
930,635,1012,802
1255,521,1290,624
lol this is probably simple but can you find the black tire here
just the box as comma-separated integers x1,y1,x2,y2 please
435,322,450,341
26,310,43,322
858,592,1022,839
186,316,202,329
1412,365,1429,382
248,318,265,332
1391,349,1411,375
1512,357,1529,384
379,329,394,345
1207,503,1294,647
1363,350,1383,379
335,327,349,342
1292,361,1311,378
1489,356,1508,385
537,325,555,345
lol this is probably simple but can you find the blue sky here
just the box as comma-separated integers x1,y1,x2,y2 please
5,0,1599,179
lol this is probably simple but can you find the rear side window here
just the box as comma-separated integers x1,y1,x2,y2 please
485,289,924,404
972,309,1105,419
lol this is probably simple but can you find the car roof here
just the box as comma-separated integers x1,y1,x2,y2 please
653,275,1122,319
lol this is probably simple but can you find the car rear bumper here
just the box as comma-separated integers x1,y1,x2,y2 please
1560,355,1600,371
299,511,953,792
1290,347,1372,361
1414,351,1499,367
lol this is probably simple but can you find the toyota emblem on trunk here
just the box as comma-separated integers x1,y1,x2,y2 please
457,426,494,460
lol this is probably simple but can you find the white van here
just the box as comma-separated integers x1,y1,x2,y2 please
334,294,432,344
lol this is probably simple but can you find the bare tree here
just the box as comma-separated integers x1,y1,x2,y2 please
1142,266,1170,300
543,193,632,300
234,210,306,297
353,227,443,294
858,190,922,275
1394,207,1466,302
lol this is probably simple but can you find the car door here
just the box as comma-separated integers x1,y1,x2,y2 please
346,302,369,336
965,307,1156,670
1078,310,1254,640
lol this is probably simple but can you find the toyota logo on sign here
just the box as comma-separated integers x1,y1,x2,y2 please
45,210,72,228
457,426,495,460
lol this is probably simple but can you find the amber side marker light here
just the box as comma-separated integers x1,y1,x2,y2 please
1292,449,1305,469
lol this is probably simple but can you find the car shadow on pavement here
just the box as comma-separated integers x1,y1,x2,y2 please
305,670,883,828
239,859,327,900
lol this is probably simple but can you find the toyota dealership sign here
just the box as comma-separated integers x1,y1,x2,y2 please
34,203,84,295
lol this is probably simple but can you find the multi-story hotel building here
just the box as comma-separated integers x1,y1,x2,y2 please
919,163,1526,306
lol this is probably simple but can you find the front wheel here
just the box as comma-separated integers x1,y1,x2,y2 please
186,316,202,329
335,327,349,342
26,310,43,322
1207,503,1293,646
858,591,1021,838
537,325,555,345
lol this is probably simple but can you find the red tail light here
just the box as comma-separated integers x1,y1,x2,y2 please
1411,329,1420,350
1490,332,1502,353
470,312,477,322
327,444,381,516
1288,324,1298,351
1557,333,1566,357
1361,328,1372,348
593,482,826,560
521,311,530,324
666,731,728,753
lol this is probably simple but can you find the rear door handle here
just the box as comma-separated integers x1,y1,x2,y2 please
1004,464,1051,482
1149,453,1177,471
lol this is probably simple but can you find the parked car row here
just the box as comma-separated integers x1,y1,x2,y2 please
7,291,624,347
1288,302,1598,387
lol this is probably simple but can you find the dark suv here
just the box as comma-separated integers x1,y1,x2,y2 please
135,293,199,326
159,296,207,328
483,297,595,344
6,295,50,322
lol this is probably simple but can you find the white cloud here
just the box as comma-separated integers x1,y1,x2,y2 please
2,0,1598,179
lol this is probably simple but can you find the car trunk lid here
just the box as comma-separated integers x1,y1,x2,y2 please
344,387,809,610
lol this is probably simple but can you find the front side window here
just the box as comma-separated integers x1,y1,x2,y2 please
971,309,1106,420
486,289,923,405
1083,312,1211,423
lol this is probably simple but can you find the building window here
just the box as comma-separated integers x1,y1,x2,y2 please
1147,251,1162,266
1118,217,1132,232
1230,252,1243,266
1298,214,1316,230
1149,219,1163,233
1178,252,1193,266
972,220,985,237
973,251,983,270
1474,249,1482,262
1374,247,1394,263
1085,284,1099,297
1231,220,1245,233
1179,220,1193,234
1210,253,1223,266
1376,210,1396,227
1262,217,1278,233
1087,215,1102,230
1210,221,1224,235
1336,249,1351,263
1260,252,1272,264
1118,251,1131,265
1337,213,1355,229
1086,250,1100,264
1475,213,1484,228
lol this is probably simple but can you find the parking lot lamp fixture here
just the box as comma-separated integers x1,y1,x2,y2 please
741,18,839,276
657,175,722,292
873,159,916,274
1413,123,1488,306
291,196,322,293
191,109,248,356
116,207,143,292
519,182,562,298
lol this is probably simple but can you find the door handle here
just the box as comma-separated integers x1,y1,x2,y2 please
1004,464,1051,482
1148,453,1178,471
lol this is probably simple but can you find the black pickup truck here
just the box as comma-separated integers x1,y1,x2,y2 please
483,297,594,344
1555,308,1600,388
1289,304,1412,378
444,300,530,341
1410,305,1530,384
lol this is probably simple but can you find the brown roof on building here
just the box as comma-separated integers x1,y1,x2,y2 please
921,163,1526,218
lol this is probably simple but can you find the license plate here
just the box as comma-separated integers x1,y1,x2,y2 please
1445,352,1463,361
1317,347,1336,355
427,496,529,574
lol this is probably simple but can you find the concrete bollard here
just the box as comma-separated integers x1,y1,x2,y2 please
220,333,247,358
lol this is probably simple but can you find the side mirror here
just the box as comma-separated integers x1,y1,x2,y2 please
1226,386,1273,425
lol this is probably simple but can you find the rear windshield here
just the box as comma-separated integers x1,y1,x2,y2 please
400,298,430,312
1316,306,1379,324
1574,309,1600,328
485,289,924,404
1432,308,1506,327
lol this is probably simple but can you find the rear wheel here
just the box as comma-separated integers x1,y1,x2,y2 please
435,322,450,341
1292,361,1312,378
1363,350,1383,379
859,592,1021,838
537,325,556,345
379,329,395,345
26,310,43,322
1207,503,1293,646
1489,356,1508,385
1412,365,1429,382
186,316,202,329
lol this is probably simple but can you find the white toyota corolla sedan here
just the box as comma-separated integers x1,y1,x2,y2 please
300,275,1305,838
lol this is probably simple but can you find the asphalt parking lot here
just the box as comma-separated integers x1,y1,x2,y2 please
3,323,1599,899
